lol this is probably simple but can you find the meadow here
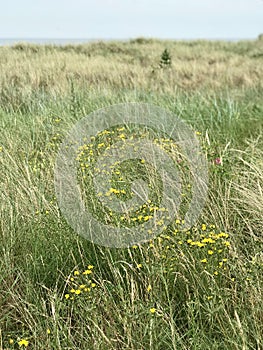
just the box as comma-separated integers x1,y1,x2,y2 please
0,38,263,349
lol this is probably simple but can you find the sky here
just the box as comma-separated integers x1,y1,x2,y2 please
0,0,262,39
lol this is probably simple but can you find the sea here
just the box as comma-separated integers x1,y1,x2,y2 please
0,38,254,46
0,38,113,46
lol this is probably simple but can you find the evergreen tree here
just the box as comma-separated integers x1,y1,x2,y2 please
159,49,172,68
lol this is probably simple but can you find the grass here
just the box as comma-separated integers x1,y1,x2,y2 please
0,38,262,349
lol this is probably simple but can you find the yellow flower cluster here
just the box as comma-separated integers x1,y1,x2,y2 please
65,265,97,301
150,222,231,278
75,124,192,229
8,338,29,348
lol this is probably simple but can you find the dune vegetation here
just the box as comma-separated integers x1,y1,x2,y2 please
0,38,262,349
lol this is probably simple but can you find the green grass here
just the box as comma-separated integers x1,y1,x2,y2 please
0,39,262,349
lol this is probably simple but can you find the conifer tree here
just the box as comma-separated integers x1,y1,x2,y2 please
159,49,172,68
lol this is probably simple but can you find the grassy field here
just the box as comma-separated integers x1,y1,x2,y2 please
0,38,263,349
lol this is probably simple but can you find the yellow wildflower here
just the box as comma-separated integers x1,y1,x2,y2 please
18,339,29,347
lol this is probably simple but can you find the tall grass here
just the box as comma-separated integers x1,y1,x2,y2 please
0,39,262,349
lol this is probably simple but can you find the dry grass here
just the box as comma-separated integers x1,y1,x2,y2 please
0,39,262,96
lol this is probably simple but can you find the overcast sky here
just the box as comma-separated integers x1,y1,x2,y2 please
0,0,262,39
